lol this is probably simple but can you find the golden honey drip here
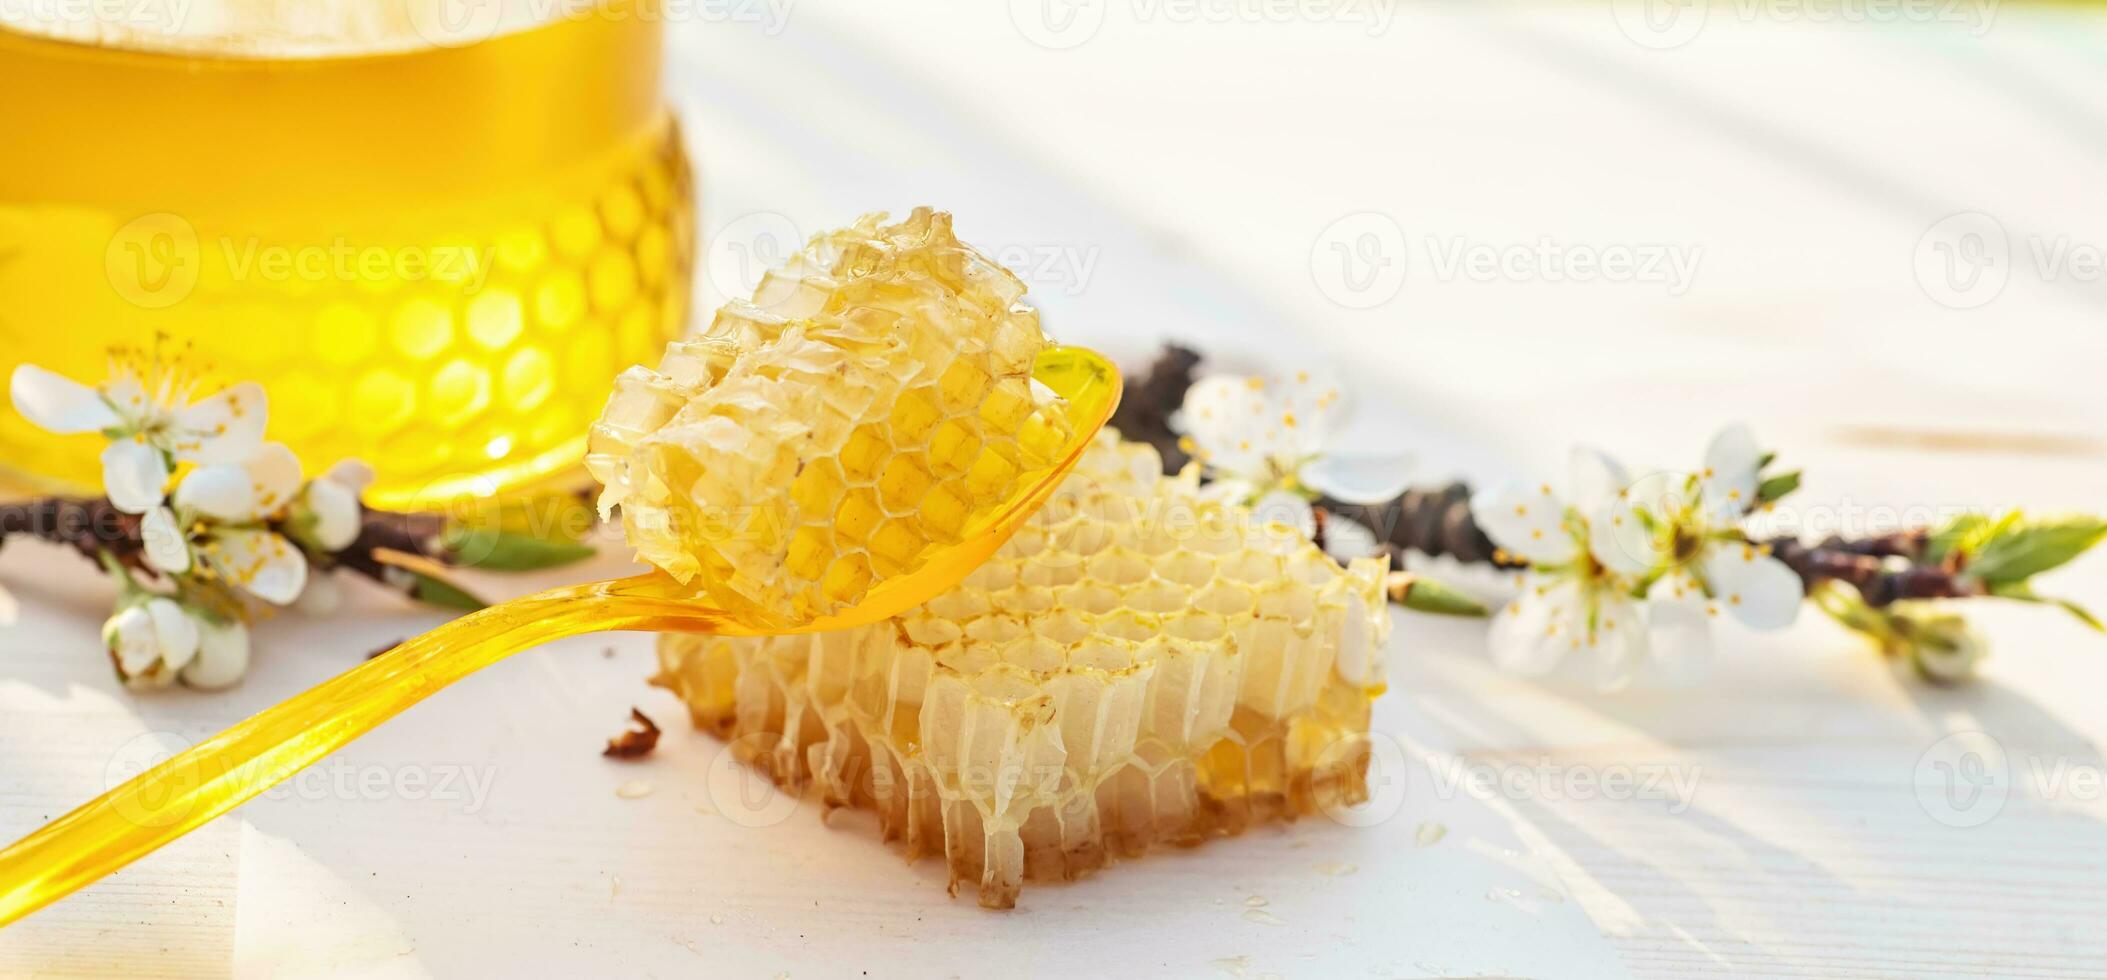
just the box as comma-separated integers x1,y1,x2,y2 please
589,209,1072,624
656,433,1391,908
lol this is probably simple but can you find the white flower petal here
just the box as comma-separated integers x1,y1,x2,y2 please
0,583,15,626
1597,470,1692,575
181,619,251,689
10,364,122,434
144,597,200,673
169,382,267,463
141,506,191,575
1197,477,1259,507
1469,482,1576,566
100,370,153,425
101,439,169,514
1487,578,1579,676
210,528,309,605
1588,497,1656,577
105,605,160,678
1297,451,1413,504
1587,598,1650,692
1644,576,1715,685
1566,446,1632,515
244,442,305,516
1174,375,1271,474
304,479,363,551
1272,367,1347,455
1702,546,1802,630
1250,490,1317,541
173,461,258,521
1701,422,1763,519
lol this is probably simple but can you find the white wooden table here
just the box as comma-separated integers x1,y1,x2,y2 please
6,3,2107,976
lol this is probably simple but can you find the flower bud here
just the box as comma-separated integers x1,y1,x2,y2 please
103,597,199,689
180,618,251,690
1895,604,1989,684
290,477,363,553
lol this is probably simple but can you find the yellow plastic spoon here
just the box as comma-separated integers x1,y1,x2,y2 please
0,345,1119,927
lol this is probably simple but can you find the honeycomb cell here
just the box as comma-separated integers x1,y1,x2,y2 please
833,488,883,545
636,226,669,287
878,456,933,514
551,205,603,260
501,347,556,410
591,209,1073,621
428,358,491,423
588,250,638,311
390,297,455,360
495,226,548,275
601,185,646,241
534,270,587,330
466,289,525,349
655,434,1392,908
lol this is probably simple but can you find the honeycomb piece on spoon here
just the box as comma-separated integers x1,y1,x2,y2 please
655,433,1392,908
588,208,1072,623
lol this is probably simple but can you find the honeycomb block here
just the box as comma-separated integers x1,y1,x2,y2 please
588,208,1070,623
655,434,1392,908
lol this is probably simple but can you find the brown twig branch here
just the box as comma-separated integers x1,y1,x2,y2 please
0,496,457,593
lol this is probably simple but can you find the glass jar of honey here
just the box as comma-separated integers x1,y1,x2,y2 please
0,2,694,508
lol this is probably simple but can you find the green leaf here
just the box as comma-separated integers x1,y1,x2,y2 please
408,571,487,612
1756,470,1801,504
2055,598,2104,633
1967,515,2107,586
1987,579,2104,632
1393,577,1489,617
441,523,596,572
1924,513,1986,564
1928,510,2023,565
1810,581,1890,639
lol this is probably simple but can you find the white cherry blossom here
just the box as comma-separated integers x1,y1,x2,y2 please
1173,370,1414,548
1597,424,1803,638
103,597,199,689
10,355,266,514
142,442,309,605
1472,447,1670,688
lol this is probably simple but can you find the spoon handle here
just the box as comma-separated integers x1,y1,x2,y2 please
0,575,709,927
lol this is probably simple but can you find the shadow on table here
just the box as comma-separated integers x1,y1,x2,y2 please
1386,611,2107,972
